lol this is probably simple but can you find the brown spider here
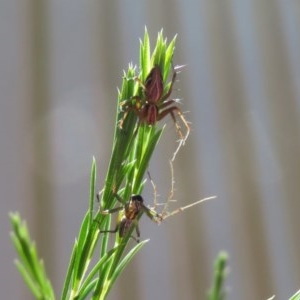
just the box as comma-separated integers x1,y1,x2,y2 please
98,193,161,243
120,65,190,146
98,191,214,243
98,162,216,243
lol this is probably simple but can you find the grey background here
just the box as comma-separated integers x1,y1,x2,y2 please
1,0,300,299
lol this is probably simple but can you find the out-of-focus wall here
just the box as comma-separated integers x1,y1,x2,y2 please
1,1,300,299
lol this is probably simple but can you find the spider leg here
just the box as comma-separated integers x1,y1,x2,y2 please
99,206,124,215
147,170,159,211
133,76,147,91
141,203,162,223
156,161,216,220
161,160,175,217
134,221,140,243
121,219,140,243
100,224,119,234
96,211,120,236
160,68,177,101
114,193,125,204
119,96,143,129
161,196,216,220
97,192,124,214
157,105,190,143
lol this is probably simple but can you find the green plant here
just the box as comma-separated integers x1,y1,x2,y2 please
10,212,55,300
208,252,228,300
10,28,237,300
10,29,178,300
290,289,300,300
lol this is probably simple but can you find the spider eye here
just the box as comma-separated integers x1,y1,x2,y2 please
131,195,144,203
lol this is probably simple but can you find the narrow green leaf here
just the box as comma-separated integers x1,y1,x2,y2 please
61,240,78,299
77,246,119,298
132,128,163,192
15,260,42,299
164,35,177,82
89,157,97,227
9,212,55,299
72,212,92,288
207,252,228,300
140,27,150,80
104,240,149,296
10,232,29,268
77,279,97,300
99,217,110,260
290,289,300,300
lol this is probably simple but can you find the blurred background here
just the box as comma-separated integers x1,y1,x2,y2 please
1,0,300,299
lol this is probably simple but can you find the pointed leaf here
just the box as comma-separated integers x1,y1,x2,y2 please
105,240,149,296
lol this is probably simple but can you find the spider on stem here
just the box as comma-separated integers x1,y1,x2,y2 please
119,65,190,159
97,162,215,242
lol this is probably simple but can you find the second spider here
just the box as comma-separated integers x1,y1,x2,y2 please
98,193,162,242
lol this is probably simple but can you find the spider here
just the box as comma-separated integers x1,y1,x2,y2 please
98,193,161,243
98,162,216,242
120,65,190,146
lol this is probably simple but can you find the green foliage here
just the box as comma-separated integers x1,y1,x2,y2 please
10,28,177,300
8,27,300,300
290,289,300,300
208,252,228,300
9,212,55,300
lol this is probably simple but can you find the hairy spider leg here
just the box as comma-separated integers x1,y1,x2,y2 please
161,196,217,220
148,160,216,220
